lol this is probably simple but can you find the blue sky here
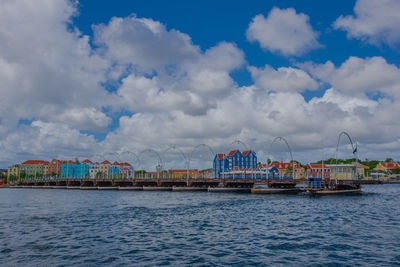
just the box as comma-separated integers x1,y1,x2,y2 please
1,0,400,168
74,0,399,66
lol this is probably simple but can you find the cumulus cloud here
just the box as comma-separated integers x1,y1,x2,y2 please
94,14,245,115
249,65,318,92
301,56,400,98
0,121,98,163
246,7,321,56
334,0,400,46
0,0,111,135
1,0,400,168
93,15,201,70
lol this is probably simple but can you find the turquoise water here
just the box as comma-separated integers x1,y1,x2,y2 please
0,185,400,266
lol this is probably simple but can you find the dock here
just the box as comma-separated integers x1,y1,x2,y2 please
5,177,365,196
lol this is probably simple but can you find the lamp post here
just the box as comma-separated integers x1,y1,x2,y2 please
335,131,358,185
188,144,215,186
270,137,295,179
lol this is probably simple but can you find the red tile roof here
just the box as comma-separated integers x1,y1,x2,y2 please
120,162,132,166
217,154,226,160
21,160,49,165
308,164,330,169
380,162,400,169
101,160,111,164
242,150,250,156
83,159,93,164
228,150,238,156
270,162,302,170
112,161,120,165
61,160,77,164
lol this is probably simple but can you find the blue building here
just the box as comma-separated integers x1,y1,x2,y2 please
242,150,257,169
213,153,229,178
110,162,121,176
61,160,91,178
213,150,258,178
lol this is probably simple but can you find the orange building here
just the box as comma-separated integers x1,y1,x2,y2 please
47,159,62,176
168,169,199,178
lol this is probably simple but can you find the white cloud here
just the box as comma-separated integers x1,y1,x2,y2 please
249,65,318,92
94,15,246,115
1,0,400,168
0,121,98,164
246,7,321,56
334,0,400,46
0,0,111,135
301,56,400,98
93,15,201,70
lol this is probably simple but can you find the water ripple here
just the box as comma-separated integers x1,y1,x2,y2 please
0,185,399,266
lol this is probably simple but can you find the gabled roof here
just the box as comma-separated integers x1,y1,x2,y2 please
242,150,250,156
82,159,93,164
228,150,239,156
101,160,111,164
61,160,76,164
380,162,400,169
112,161,120,166
21,160,49,165
217,153,226,160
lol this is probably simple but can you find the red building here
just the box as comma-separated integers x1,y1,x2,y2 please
307,164,330,179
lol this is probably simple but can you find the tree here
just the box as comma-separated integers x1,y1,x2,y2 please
385,158,393,162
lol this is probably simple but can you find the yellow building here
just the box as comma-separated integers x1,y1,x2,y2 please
328,164,357,180
352,162,369,178
99,160,111,177
168,169,199,178
374,162,400,174
8,165,19,181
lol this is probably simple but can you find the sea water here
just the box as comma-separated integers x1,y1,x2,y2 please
0,185,399,266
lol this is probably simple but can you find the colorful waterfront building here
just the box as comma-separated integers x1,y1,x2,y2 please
270,162,305,179
227,150,244,170
327,164,357,180
213,153,228,178
168,169,199,179
89,162,100,178
373,162,400,174
307,164,330,179
110,162,121,177
352,162,369,178
120,162,133,178
99,160,111,177
213,150,258,178
19,160,49,178
242,150,257,169
7,165,19,181
61,160,91,178
48,159,62,176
